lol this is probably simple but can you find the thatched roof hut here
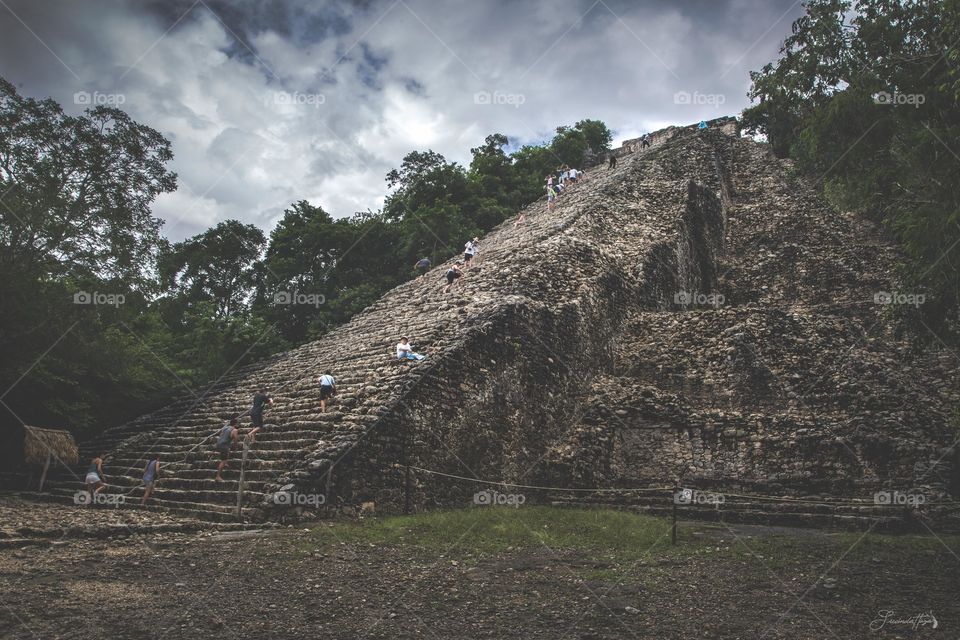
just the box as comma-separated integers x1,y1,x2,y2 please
22,426,79,466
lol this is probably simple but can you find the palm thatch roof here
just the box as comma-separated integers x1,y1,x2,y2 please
22,426,78,466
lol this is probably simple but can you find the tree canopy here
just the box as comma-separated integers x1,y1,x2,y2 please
0,76,612,437
742,0,960,339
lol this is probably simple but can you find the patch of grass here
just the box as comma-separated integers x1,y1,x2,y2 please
836,532,958,559
304,506,678,561
579,568,623,582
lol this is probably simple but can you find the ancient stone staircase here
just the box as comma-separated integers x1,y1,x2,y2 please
47,125,686,522
49,120,959,529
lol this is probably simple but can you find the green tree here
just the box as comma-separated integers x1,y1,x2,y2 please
0,78,177,434
742,0,960,337
160,219,266,320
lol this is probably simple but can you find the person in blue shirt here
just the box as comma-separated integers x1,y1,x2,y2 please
413,257,431,277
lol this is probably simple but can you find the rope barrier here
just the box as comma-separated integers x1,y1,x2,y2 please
408,466,960,508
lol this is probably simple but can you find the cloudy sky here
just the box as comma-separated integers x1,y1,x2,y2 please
0,0,804,241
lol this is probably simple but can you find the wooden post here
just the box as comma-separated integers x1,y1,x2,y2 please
236,442,248,521
37,452,51,492
404,464,412,515
324,465,334,517
671,492,678,546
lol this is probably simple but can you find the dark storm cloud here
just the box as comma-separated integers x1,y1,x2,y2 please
0,0,804,239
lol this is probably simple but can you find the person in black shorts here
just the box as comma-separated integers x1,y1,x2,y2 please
608,153,617,169
463,240,476,265
214,418,239,481
317,371,336,413
445,262,463,293
246,390,273,443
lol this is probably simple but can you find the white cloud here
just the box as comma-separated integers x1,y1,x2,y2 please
0,0,806,240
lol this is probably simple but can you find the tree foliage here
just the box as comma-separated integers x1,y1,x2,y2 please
0,75,614,438
742,0,960,338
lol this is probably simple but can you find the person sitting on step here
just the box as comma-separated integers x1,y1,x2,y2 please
214,418,239,481
318,371,337,413
396,337,426,361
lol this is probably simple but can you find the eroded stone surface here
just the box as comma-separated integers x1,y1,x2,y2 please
41,122,958,525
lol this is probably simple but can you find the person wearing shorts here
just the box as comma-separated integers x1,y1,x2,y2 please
445,263,463,293
215,419,239,481
84,454,107,503
463,240,476,264
318,372,336,413
141,455,160,506
246,390,273,443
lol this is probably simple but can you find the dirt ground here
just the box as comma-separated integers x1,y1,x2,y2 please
0,501,956,639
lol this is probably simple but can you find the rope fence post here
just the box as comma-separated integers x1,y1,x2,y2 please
236,441,248,521
671,489,678,546
404,464,412,515
38,452,51,492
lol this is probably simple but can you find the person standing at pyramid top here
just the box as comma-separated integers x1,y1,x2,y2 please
246,389,273,443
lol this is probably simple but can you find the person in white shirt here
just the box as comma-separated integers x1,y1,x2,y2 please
396,337,426,361
463,240,476,265
318,371,337,413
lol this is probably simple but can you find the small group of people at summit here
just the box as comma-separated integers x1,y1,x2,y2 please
540,164,584,215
